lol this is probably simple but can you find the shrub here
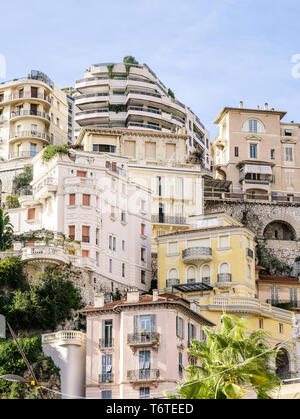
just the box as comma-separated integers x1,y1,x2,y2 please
41,145,69,163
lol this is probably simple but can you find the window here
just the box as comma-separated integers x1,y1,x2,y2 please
122,263,125,278
30,143,36,157
250,144,257,159
271,149,275,159
141,224,146,236
102,320,113,347
82,194,91,206
201,265,211,285
140,387,150,399
77,170,87,177
286,172,294,187
82,226,90,243
124,140,136,158
69,194,76,206
285,129,293,137
290,288,297,305
145,142,156,159
243,119,264,133
122,240,125,251
234,147,239,157
167,241,178,256
82,250,89,258
102,391,112,399
141,270,146,284
188,323,197,347
157,176,163,197
271,287,279,304
96,229,100,246
187,266,196,283
176,316,185,339
121,211,127,223
111,206,116,218
259,319,263,329
101,354,113,383
249,120,258,132
279,323,283,334
27,208,36,220
141,248,146,262
166,143,176,160
109,259,113,273
219,235,230,249
68,225,75,240
139,351,151,379
141,200,146,212
96,252,100,266
285,147,293,162
179,352,184,374
109,235,116,251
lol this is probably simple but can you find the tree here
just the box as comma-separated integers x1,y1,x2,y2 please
123,56,139,65
0,257,26,291
13,166,33,195
0,208,14,251
168,314,281,399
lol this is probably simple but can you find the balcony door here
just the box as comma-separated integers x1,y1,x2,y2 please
101,354,112,383
103,320,113,347
159,203,164,223
139,350,151,379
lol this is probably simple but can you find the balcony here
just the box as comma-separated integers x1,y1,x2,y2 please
33,178,58,199
0,92,51,105
166,278,180,287
182,247,212,263
128,122,162,131
217,273,232,286
151,215,187,225
10,110,50,123
127,332,160,349
75,108,109,122
99,373,114,384
9,151,37,160
9,131,50,144
99,339,114,350
21,246,70,265
266,300,300,309
127,369,160,383
42,331,86,346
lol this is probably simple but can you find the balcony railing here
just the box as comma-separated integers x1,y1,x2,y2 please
127,369,160,382
204,191,300,204
166,278,180,287
217,273,232,283
266,299,300,308
10,110,50,121
182,247,212,263
128,122,162,131
99,373,114,384
127,332,160,346
9,151,36,159
151,215,187,225
10,131,50,142
99,339,114,349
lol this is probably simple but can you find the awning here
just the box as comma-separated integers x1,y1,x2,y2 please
243,164,272,175
172,283,213,292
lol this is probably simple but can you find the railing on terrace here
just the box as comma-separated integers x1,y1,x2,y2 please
182,247,212,261
7,93,51,103
127,90,161,99
151,215,187,225
166,278,180,287
99,339,114,349
75,93,109,100
10,110,50,121
76,109,109,116
217,273,232,283
128,122,162,131
76,76,109,84
266,299,300,308
10,131,50,142
42,331,86,345
128,106,161,115
127,369,160,382
204,191,300,203
9,151,36,159
99,373,114,384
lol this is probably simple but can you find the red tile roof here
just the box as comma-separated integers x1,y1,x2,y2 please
258,275,300,284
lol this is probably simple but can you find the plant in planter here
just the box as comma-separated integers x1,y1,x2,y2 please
42,145,69,163
107,64,115,79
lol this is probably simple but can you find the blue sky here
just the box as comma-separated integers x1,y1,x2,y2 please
1,0,300,138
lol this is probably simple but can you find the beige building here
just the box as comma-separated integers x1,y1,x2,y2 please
77,127,206,249
80,290,213,399
212,102,300,201
75,61,210,169
0,70,69,195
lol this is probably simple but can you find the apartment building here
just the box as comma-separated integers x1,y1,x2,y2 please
0,70,69,194
77,127,206,249
80,289,213,400
156,212,298,379
211,102,300,200
62,86,80,144
5,149,152,293
74,61,210,168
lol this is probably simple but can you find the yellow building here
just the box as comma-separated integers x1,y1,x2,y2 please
156,212,298,379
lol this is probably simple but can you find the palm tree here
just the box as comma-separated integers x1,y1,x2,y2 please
0,208,14,251
167,314,281,399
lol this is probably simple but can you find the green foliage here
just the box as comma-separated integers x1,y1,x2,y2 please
109,104,126,113
167,314,281,400
0,257,26,290
168,88,175,99
257,244,292,276
5,265,83,331
0,336,59,399
0,209,14,251
41,145,69,163
5,195,20,209
13,166,33,195
123,56,139,65
107,64,115,79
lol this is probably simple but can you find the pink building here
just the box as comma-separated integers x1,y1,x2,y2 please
80,289,213,399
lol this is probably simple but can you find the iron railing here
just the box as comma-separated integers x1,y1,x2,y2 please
127,369,160,382
217,273,232,283
127,332,160,346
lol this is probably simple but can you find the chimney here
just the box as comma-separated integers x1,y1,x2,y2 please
239,101,243,109
153,290,159,302
94,293,105,308
127,288,140,303
264,103,268,110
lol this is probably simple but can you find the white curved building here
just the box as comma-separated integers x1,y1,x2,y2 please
75,62,210,168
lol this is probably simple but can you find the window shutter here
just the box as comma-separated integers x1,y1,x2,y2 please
151,315,156,333
182,319,185,339
102,320,106,341
134,316,138,334
176,316,179,337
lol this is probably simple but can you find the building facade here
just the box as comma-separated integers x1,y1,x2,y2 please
156,212,298,379
80,289,213,400
77,127,206,249
4,149,152,294
74,61,210,168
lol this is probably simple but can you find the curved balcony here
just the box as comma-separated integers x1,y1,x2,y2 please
0,93,51,106
127,332,160,349
216,273,232,288
10,110,50,123
182,247,212,263
75,108,109,122
21,246,71,265
75,93,109,108
9,151,37,160
33,178,58,199
9,131,50,144
42,331,86,346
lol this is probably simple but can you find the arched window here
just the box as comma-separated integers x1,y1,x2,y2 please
201,265,211,285
186,266,196,283
218,262,231,283
242,119,265,133
167,268,179,287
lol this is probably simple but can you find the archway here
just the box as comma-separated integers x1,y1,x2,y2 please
263,221,296,241
275,348,290,380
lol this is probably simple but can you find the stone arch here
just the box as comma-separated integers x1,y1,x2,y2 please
275,346,291,380
263,221,297,241
259,211,299,241
215,169,226,181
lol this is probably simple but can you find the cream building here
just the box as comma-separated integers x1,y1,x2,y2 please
77,127,206,249
3,148,152,294
0,70,69,194
74,61,210,168
212,102,300,200
80,289,213,400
